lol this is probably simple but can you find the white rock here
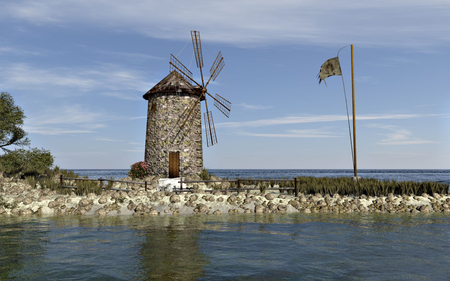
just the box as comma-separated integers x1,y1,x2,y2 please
157,178,184,192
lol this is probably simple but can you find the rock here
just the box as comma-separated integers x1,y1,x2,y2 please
87,193,97,199
289,200,300,209
195,203,208,213
98,196,107,204
268,202,278,211
127,202,136,211
55,196,66,204
95,208,107,216
277,205,287,212
78,198,93,207
189,195,198,202
303,208,311,213
170,194,180,203
227,195,237,203
217,197,224,203
254,204,264,213
20,209,33,216
149,210,158,215
135,203,147,212
213,210,222,215
48,201,60,209
265,194,275,200
0,207,5,214
419,205,431,213
22,198,33,205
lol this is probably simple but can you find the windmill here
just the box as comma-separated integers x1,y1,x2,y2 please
169,30,231,147
143,31,231,177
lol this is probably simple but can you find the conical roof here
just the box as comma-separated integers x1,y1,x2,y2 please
143,71,197,100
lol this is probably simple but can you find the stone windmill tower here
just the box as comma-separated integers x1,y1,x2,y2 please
143,31,231,178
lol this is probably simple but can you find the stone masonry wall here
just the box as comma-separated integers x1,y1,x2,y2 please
145,93,203,176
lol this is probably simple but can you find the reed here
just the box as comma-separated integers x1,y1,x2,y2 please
293,177,449,196
74,177,102,196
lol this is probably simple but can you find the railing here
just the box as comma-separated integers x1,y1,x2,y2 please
180,178,301,197
59,175,150,192
59,175,301,197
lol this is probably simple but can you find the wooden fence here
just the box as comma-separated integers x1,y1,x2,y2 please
59,175,301,196
180,178,300,196
59,175,149,192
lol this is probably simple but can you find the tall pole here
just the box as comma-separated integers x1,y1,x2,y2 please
351,45,357,179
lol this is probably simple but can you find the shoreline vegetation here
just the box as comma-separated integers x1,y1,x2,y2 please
0,168,449,217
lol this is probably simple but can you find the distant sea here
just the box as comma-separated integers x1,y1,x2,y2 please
70,169,450,185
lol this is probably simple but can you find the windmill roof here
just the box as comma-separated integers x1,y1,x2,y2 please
143,71,197,100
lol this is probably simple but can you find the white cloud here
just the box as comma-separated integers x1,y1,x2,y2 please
217,113,441,129
95,137,121,142
366,124,436,145
238,128,340,138
237,103,272,110
0,63,151,94
2,0,450,49
24,104,110,135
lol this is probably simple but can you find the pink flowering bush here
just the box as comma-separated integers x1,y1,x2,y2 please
128,161,150,179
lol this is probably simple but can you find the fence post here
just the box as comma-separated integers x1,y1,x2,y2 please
145,181,148,192
294,177,299,197
180,177,183,191
237,179,241,193
99,177,103,190
60,174,63,187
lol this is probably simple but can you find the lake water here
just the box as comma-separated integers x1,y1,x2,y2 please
1,169,449,280
1,213,450,280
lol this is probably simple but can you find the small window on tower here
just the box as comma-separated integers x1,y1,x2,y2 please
151,101,157,112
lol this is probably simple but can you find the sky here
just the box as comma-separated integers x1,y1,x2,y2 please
0,0,449,170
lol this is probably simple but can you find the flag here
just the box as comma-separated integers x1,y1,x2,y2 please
318,57,342,85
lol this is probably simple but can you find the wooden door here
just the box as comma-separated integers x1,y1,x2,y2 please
168,152,180,178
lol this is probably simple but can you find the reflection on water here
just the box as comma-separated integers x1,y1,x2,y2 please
135,216,207,280
0,213,449,280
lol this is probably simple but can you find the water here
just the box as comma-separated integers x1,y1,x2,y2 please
2,169,449,280
71,169,450,185
1,213,450,280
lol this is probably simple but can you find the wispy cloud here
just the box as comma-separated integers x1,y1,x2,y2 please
238,128,340,138
217,113,442,129
0,63,151,94
95,137,121,142
2,0,449,49
366,124,436,145
101,92,141,101
24,104,109,135
237,103,272,110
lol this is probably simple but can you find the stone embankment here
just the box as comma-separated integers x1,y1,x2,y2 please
1,174,450,217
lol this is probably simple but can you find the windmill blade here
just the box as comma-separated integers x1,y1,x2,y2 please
203,95,218,147
210,52,225,81
205,51,225,88
191,31,204,68
171,95,202,143
191,30,205,86
204,111,218,147
169,54,199,85
213,93,231,118
206,92,231,118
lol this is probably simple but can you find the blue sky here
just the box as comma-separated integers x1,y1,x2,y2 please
1,0,449,169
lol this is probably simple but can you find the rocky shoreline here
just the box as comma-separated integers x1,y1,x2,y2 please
1,175,450,217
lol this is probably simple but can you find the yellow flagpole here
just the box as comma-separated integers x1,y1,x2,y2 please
351,45,357,179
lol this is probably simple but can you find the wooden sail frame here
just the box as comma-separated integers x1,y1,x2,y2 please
169,30,231,147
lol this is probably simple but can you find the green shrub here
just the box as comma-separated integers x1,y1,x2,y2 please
0,148,53,178
128,161,150,180
199,168,212,180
